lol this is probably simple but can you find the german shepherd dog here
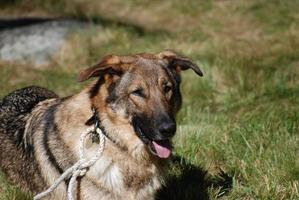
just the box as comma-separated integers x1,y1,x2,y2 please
0,50,202,199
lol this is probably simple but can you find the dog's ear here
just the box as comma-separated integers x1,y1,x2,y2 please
77,55,137,82
77,55,121,82
157,50,203,77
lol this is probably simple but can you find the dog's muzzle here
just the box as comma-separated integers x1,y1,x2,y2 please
134,124,175,159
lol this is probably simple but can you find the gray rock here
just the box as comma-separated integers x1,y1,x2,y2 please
0,20,91,66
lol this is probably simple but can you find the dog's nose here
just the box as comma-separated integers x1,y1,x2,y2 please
158,122,176,138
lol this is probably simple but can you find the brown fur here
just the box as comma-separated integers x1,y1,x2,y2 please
0,51,202,199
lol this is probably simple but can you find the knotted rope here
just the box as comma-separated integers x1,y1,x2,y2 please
34,127,105,200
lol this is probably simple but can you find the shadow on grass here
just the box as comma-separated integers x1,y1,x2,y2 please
0,16,168,36
156,155,232,200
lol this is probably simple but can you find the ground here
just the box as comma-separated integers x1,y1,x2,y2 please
0,1,298,199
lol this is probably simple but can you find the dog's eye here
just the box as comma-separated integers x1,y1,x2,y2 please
163,85,172,93
131,88,144,97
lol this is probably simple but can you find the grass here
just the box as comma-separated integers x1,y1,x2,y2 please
0,0,299,199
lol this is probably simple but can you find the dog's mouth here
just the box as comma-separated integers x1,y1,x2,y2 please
149,140,172,159
136,127,172,159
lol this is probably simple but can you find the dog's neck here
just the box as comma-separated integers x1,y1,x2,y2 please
85,106,125,150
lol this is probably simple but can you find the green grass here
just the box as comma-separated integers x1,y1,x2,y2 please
0,171,32,200
0,0,299,199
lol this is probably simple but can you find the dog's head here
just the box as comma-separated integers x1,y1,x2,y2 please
78,50,202,159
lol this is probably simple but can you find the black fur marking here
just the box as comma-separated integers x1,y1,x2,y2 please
42,104,65,175
42,103,71,185
85,114,97,126
105,82,118,104
89,78,103,98
132,114,154,143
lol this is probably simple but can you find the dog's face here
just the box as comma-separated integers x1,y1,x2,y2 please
78,51,203,159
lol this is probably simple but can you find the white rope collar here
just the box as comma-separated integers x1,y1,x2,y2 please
34,126,106,200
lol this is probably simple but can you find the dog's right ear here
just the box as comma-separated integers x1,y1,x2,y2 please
77,55,121,82
77,55,136,82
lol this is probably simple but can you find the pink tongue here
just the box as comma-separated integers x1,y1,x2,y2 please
152,141,172,158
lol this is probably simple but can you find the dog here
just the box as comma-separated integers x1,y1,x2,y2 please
0,50,202,199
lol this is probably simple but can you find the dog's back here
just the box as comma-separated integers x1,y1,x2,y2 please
0,86,58,193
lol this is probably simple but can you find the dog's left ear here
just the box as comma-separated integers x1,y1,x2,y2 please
157,50,203,77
